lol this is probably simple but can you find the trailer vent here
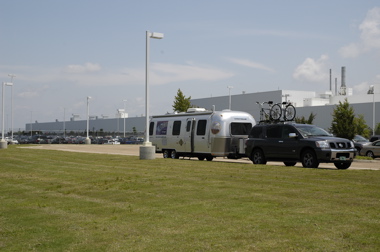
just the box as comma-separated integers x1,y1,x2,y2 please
187,108,207,113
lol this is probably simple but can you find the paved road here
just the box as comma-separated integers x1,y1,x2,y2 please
23,144,380,170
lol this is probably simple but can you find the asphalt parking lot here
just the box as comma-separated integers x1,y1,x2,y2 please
23,144,380,170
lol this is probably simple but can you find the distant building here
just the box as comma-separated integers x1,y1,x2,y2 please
25,88,379,134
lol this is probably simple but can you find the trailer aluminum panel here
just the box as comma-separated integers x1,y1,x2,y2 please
149,109,256,161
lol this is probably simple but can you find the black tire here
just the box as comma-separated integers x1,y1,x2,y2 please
284,162,297,166
334,162,351,169
163,150,170,158
366,151,374,159
251,149,267,165
170,150,179,159
198,156,205,161
206,156,213,161
301,150,319,168
285,105,296,121
269,104,282,121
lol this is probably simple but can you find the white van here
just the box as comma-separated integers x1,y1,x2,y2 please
149,108,256,160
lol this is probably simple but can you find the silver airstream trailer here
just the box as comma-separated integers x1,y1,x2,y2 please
149,108,256,160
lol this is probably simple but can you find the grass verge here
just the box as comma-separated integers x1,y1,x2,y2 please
1,145,380,251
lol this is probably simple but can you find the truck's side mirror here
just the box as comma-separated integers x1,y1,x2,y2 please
289,133,297,138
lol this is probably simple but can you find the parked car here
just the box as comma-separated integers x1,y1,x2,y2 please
360,140,380,159
245,123,356,169
5,137,19,145
352,135,369,153
370,135,380,142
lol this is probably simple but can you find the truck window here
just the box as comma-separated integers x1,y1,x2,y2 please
231,123,252,135
156,121,168,135
172,121,181,135
196,120,207,136
250,126,264,138
149,122,154,136
266,125,282,138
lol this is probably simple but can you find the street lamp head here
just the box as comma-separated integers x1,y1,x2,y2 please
87,96,92,100
368,85,375,94
3,82,13,86
150,32,164,39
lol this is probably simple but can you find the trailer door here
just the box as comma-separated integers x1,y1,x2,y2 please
193,119,210,153
184,118,195,153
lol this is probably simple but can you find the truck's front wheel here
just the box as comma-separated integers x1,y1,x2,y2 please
301,150,319,168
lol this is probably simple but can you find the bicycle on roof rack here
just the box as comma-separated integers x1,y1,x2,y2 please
257,101,296,123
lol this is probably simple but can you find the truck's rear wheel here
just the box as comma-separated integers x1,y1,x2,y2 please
251,149,267,165
334,162,351,169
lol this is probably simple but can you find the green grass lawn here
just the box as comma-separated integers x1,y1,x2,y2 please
1,146,380,251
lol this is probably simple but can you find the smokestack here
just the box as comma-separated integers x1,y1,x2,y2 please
329,69,332,91
341,66,346,87
335,78,337,95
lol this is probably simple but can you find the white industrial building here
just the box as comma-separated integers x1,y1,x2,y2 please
191,88,379,131
25,87,379,134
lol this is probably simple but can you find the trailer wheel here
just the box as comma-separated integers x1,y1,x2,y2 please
198,157,205,161
206,156,213,161
171,150,179,159
163,150,170,158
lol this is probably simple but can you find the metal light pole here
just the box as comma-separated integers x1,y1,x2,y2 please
1,82,13,149
123,99,127,137
140,30,164,160
8,74,15,142
227,86,233,110
368,85,375,136
63,108,66,138
85,96,92,144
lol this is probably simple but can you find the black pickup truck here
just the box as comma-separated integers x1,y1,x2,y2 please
245,123,356,169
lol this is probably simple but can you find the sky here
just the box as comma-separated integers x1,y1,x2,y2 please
1,0,380,130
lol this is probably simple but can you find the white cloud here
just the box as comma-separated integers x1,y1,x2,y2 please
292,54,329,82
339,7,380,58
338,43,361,58
150,62,235,85
360,7,380,49
353,81,371,94
65,62,102,73
227,58,275,73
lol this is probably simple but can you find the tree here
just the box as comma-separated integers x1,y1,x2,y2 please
375,123,380,135
295,112,316,124
172,89,192,113
330,99,356,139
354,114,371,139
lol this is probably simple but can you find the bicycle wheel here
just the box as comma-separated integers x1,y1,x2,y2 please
269,104,282,121
285,104,296,121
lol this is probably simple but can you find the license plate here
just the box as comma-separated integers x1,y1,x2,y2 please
339,156,346,161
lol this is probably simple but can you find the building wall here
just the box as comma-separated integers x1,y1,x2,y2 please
191,91,379,131
26,117,146,134
24,90,379,134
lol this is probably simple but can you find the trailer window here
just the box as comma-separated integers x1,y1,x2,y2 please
186,121,192,132
172,121,181,135
156,121,168,135
196,120,207,135
149,122,154,136
231,123,252,135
